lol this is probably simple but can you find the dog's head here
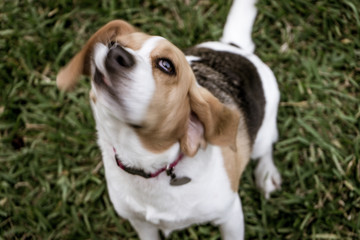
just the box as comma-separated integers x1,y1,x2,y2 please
57,20,239,157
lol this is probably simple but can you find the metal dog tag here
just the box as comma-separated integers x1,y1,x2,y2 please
170,176,191,186
166,165,191,186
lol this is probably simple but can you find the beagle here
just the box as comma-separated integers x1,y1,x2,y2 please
56,0,281,239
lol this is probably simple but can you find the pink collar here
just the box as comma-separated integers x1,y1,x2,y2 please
113,147,191,186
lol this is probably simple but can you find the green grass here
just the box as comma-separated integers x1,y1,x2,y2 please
1,0,359,239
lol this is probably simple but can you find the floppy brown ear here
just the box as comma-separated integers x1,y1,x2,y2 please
186,83,240,152
56,20,136,91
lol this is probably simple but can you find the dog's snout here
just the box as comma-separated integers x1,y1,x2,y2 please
106,46,135,70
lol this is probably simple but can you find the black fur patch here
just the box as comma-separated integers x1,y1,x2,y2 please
185,47,265,143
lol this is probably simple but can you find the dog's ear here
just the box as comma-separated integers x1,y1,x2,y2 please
181,83,240,156
180,113,206,157
56,20,136,91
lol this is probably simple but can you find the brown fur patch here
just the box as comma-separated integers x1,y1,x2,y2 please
189,86,240,151
222,117,251,192
134,39,193,153
115,32,151,51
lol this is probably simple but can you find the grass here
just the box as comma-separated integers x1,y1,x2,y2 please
0,0,359,239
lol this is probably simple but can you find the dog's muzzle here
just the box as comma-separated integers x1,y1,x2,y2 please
93,45,135,88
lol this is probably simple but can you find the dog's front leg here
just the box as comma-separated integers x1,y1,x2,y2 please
129,219,160,240
219,195,244,240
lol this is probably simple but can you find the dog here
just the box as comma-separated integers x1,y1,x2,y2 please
56,0,281,239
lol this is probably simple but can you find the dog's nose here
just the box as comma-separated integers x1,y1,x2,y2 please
106,46,135,70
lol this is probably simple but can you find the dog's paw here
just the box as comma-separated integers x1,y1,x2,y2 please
255,163,282,199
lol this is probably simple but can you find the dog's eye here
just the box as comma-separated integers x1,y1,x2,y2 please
157,58,175,75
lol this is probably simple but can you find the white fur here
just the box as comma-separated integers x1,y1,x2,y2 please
197,41,281,198
92,115,243,238
93,43,109,77
221,0,258,53
185,55,201,63
219,196,244,240
122,37,163,124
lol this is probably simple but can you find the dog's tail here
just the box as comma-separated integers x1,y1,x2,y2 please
220,0,257,53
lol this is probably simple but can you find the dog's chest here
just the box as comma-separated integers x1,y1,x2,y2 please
101,143,236,231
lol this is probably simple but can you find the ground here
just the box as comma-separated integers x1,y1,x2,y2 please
0,0,359,239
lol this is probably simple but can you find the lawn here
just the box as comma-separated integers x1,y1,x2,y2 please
0,0,359,239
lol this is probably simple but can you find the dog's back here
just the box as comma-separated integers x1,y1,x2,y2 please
185,0,282,199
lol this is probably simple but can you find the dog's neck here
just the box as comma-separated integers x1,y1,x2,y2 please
113,147,191,186
112,146,183,178
92,101,182,174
